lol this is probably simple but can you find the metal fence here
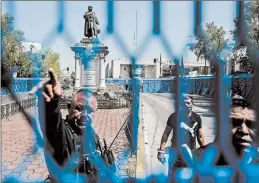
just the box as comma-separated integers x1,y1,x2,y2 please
1,97,37,119
1,78,42,95
59,93,132,110
105,74,255,103
1,1,259,183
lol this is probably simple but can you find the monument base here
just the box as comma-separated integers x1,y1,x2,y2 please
80,37,100,45
71,37,109,92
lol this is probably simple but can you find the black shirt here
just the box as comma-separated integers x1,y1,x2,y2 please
166,111,202,150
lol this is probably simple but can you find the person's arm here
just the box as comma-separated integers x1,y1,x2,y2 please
196,115,205,147
30,69,63,136
159,125,173,151
157,125,172,164
157,114,175,164
44,97,62,133
159,114,175,150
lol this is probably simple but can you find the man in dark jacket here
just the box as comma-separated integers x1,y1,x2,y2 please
169,96,258,182
30,69,108,183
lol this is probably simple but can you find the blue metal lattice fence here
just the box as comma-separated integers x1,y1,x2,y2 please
1,1,259,183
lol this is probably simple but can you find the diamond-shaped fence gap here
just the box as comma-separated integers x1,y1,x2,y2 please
46,36,77,72
177,45,198,78
110,33,134,60
101,34,131,66
106,0,114,34
113,1,152,54
161,1,193,55
136,35,173,64
61,30,77,49
10,1,57,43
159,33,175,61
135,33,153,60
41,29,59,51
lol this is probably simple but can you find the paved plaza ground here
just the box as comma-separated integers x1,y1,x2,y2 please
1,106,136,182
1,92,216,183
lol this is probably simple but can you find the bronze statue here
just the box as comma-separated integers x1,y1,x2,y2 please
84,6,101,38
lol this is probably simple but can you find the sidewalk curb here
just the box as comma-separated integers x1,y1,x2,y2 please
136,100,151,181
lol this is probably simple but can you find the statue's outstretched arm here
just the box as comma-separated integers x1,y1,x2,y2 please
93,13,100,25
95,18,100,25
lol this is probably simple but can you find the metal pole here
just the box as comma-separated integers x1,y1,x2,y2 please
136,11,138,52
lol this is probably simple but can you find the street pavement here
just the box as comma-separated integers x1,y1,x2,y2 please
1,106,135,182
139,93,216,181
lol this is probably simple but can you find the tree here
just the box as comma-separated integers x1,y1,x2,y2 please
40,49,61,78
230,2,259,74
187,22,228,75
1,13,32,77
230,47,253,74
245,1,259,50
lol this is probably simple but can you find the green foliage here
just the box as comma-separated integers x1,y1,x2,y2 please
230,2,259,73
245,1,259,50
187,22,228,63
1,13,32,77
40,49,61,78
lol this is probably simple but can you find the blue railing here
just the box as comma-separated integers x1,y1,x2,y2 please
105,74,254,98
1,78,43,95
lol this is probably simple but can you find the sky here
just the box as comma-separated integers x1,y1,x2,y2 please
2,1,236,73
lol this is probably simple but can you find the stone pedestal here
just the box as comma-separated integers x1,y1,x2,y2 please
71,38,109,92
75,53,81,89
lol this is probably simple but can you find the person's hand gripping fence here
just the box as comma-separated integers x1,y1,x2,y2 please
29,68,63,100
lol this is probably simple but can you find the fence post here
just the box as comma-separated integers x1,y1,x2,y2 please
131,71,140,153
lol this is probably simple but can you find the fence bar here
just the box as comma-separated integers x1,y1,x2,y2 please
57,1,65,33
194,1,202,36
153,0,160,35
107,0,114,34
131,77,140,153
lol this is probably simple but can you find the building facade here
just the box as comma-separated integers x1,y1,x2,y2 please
105,58,211,78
